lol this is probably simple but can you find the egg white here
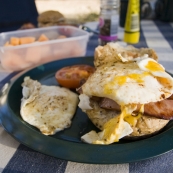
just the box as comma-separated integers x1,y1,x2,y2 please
82,60,173,105
21,77,79,135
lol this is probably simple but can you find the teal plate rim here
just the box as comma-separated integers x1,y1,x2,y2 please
0,56,173,164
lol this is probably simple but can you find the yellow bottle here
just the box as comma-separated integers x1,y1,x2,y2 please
124,0,140,44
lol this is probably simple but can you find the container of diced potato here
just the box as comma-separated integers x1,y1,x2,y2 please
0,26,90,71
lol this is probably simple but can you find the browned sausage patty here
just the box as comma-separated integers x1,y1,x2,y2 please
95,96,173,120
144,100,173,120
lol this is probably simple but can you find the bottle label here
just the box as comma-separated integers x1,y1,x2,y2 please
130,14,139,31
124,0,140,33
99,17,105,28
99,35,118,41
99,15,119,41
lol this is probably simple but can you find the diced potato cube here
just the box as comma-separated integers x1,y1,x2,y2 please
19,37,36,45
38,34,49,42
10,37,20,46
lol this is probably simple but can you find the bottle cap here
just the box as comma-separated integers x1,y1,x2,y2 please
124,31,140,44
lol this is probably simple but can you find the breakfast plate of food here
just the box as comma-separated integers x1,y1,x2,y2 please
1,43,173,164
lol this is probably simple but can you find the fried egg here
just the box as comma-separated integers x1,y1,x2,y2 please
81,59,173,105
20,77,78,135
137,57,173,84
79,56,173,144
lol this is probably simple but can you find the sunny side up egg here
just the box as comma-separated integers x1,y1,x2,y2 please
137,58,173,86
80,57,173,144
20,77,79,135
82,57,173,105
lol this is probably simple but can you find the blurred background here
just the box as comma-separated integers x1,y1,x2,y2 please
35,0,100,24
1,0,173,33
0,0,173,71
35,0,158,24
35,0,173,26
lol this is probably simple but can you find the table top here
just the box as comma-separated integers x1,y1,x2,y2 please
1,20,173,173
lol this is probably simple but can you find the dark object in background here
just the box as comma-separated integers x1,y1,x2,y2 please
119,0,129,27
155,0,173,22
0,0,38,33
38,10,66,27
19,23,36,30
120,0,153,27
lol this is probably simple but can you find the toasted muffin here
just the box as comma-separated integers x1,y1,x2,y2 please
78,43,173,144
86,99,169,139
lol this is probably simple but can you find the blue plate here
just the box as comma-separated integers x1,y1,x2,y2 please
0,56,173,164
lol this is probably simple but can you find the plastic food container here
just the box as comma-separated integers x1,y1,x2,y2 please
0,26,90,71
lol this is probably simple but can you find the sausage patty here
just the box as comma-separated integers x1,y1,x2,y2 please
95,95,173,120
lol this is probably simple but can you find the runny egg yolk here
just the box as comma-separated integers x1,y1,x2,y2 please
93,105,139,144
93,107,126,144
103,72,149,95
145,60,165,72
124,105,144,127
128,73,149,83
